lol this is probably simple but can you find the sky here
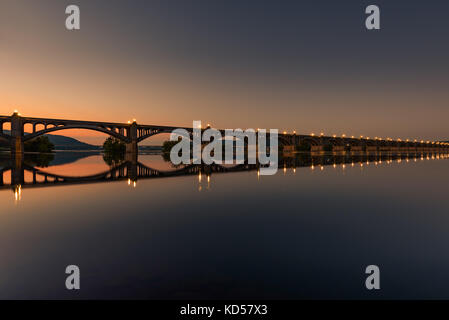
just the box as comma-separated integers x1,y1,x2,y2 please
1,0,448,145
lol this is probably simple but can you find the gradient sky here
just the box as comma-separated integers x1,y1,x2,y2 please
1,0,448,144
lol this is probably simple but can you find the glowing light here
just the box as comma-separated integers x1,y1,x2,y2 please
342,134,346,137
127,179,131,185
133,181,136,188
333,134,337,138
14,185,22,201
311,133,315,136
198,172,202,183
132,119,136,122
320,132,324,136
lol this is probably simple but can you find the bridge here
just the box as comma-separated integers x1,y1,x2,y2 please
1,112,449,155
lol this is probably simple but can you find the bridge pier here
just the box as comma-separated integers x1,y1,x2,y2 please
350,146,363,154
10,112,24,155
125,141,138,155
127,160,138,182
11,158,24,186
126,121,138,161
311,145,324,153
366,146,378,153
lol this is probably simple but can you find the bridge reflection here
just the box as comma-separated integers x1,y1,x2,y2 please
1,151,448,201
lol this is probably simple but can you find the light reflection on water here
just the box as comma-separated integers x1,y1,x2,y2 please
1,151,449,299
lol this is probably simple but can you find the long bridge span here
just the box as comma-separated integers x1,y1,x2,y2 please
1,112,448,154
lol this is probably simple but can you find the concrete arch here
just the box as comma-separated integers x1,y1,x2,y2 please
363,140,378,147
278,135,292,146
299,137,320,146
346,139,363,147
136,128,180,143
22,124,129,142
327,138,345,146
23,161,129,182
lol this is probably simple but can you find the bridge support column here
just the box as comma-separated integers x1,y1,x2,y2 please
10,112,24,155
126,121,138,162
127,161,138,182
11,156,24,186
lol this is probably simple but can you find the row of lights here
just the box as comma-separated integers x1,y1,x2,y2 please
307,153,449,171
277,130,449,146
188,124,449,147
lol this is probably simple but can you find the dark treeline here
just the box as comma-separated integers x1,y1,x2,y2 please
103,137,126,166
24,136,54,153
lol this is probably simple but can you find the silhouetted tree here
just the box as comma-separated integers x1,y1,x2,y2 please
102,137,125,166
25,153,55,167
24,136,54,153
162,140,179,154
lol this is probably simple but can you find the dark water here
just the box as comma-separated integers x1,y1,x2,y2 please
1,151,449,299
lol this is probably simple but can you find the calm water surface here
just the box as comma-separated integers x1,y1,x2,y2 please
1,152,449,299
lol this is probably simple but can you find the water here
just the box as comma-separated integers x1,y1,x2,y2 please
1,151,449,299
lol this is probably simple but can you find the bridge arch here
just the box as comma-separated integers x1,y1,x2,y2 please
136,128,183,143
326,138,345,146
22,124,129,143
299,136,320,146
